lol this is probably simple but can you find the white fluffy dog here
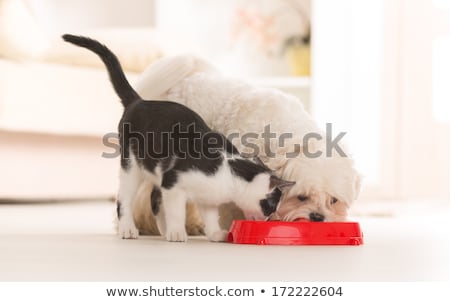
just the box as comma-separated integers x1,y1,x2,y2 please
130,55,361,234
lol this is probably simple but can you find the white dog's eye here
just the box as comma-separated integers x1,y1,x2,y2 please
297,195,308,202
330,197,338,204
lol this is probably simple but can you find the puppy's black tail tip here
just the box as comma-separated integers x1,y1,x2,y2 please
62,34,87,46
62,34,74,41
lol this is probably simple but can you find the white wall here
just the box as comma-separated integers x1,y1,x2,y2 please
312,0,383,191
26,0,155,35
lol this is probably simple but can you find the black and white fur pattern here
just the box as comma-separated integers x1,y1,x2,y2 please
62,35,295,242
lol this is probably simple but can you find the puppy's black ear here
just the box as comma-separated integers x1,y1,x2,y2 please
270,175,296,191
254,156,265,166
260,188,282,216
253,156,273,172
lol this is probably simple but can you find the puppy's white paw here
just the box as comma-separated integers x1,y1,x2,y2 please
118,220,139,239
208,230,228,242
165,229,188,242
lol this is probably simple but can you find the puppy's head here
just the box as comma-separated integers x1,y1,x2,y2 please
228,158,295,220
270,154,361,222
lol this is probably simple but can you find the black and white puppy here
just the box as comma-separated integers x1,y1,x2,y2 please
63,34,295,242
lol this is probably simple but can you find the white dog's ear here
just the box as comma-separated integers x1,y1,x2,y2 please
342,173,363,206
354,173,363,200
270,175,296,191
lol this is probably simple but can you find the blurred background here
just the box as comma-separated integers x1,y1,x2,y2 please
1,0,449,211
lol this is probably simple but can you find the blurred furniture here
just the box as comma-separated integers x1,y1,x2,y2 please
0,0,156,199
0,60,128,199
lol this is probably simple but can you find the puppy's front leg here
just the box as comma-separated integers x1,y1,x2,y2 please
199,205,228,242
117,165,142,239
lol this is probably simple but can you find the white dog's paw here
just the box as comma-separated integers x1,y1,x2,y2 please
165,229,188,242
208,230,228,242
118,220,139,239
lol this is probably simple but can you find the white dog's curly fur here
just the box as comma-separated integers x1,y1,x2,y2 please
130,55,361,234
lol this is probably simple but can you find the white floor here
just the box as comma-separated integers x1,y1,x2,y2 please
0,200,449,281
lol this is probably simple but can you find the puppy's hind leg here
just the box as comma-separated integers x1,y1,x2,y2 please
117,161,143,239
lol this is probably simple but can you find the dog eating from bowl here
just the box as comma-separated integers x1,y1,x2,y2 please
132,55,362,231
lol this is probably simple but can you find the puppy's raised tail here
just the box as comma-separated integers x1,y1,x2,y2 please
62,34,140,108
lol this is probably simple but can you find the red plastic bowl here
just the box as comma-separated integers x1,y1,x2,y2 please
227,220,363,245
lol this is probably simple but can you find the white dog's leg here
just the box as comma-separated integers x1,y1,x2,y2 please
160,188,188,242
151,186,167,237
155,206,167,237
117,164,142,239
199,205,228,242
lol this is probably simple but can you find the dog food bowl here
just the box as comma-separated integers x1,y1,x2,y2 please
227,220,363,245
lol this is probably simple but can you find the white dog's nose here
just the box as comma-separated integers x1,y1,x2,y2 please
309,212,325,222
